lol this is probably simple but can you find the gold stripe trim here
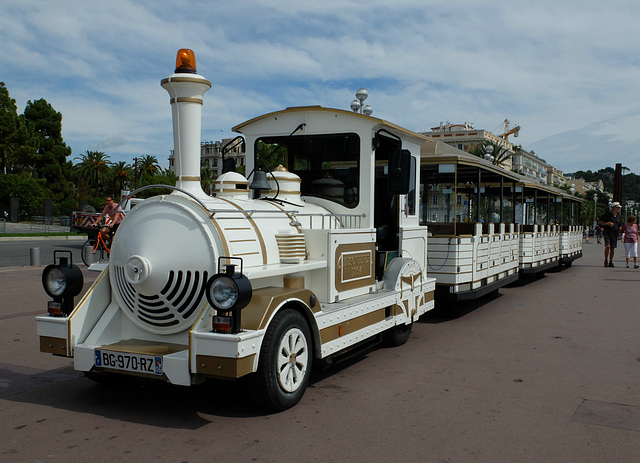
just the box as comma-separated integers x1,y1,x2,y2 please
216,197,268,264
192,202,231,257
177,176,201,181
161,76,213,87
266,189,301,195
267,176,302,184
98,339,186,356
170,97,203,105
319,308,386,343
243,287,319,330
39,336,68,356
269,202,303,234
68,266,110,356
196,354,255,378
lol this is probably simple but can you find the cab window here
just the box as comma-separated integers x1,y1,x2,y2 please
255,133,360,208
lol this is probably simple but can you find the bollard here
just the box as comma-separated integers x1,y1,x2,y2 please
30,247,41,267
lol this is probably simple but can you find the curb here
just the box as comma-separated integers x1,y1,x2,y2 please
0,235,87,242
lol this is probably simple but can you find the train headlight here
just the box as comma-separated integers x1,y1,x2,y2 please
206,259,252,333
206,265,252,312
209,276,242,311
44,266,67,297
42,251,84,316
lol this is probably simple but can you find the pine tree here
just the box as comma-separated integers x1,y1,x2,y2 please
0,82,20,175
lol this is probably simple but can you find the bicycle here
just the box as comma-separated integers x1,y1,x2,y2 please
81,228,112,266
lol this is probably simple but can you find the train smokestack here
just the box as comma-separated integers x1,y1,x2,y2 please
161,49,212,199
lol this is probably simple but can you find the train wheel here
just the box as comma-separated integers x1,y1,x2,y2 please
251,309,312,411
81,239,102,266
383,322,413,347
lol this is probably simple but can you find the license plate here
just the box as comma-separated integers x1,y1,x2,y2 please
94,349,163,375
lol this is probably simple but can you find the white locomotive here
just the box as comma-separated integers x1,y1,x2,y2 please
37,49,436,411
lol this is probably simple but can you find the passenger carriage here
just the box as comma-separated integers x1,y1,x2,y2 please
418,140,583,301
419,141,522,300
515,178,582,273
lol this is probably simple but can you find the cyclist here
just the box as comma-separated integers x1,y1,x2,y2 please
95,196,123,244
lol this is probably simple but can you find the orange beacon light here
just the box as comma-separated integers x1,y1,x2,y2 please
175,49,196,73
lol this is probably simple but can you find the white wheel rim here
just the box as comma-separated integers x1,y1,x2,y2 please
276,327,309,393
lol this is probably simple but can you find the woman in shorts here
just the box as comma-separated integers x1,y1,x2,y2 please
619,215,639,268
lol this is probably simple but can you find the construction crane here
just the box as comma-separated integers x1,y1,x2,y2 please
502,118,520,141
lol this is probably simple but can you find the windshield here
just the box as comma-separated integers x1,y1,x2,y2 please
255,133,360,208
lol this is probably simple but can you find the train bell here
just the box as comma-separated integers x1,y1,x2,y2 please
248,169,271,191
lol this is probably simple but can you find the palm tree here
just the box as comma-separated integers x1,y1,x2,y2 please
139,154,159,177
201,161,213,195
75,150,112,197
469,142,512,167
111,161,132,193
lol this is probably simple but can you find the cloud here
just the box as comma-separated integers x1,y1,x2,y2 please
1,0,640,175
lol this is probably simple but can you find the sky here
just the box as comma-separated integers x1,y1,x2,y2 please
2,0,640,174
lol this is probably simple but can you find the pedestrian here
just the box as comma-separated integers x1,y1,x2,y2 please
619,215,638,268
598,202,622,267
596,225,603,244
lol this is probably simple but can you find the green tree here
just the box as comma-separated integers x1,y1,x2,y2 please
469,141,512,167
0,173,48,218
137,167,176,198
139,154,160,178
111,161,132,193
0,82,20,175
201,161,213,194
75,150,112,197
23,99,73,198
7,123,38,174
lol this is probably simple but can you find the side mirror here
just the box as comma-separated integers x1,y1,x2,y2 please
388,149,413,194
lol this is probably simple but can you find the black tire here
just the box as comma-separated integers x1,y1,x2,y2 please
382,322,413,347
251,309,313,412
81,239,102,266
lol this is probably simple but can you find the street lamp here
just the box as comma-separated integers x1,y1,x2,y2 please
593,194,598,230
483,144,494,163
350,88,373,115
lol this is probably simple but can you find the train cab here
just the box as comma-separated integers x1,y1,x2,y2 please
36,49,436,412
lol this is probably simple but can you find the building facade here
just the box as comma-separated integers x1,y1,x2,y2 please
510,148,549,184
169,138,246,178
421,122,515,171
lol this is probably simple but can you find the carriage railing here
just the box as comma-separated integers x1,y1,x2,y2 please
294,212,365,229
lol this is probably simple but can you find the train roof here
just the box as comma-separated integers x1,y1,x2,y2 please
516,175,583,202
232,105,431,146
420,140,522,183
420,140,582,202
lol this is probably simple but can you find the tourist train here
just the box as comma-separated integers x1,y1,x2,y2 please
36,50,582,411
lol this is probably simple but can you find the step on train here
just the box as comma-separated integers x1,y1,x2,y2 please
36,49,583,411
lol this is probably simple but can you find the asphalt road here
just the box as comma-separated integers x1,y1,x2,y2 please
0,237,87,268
1,240,639,462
